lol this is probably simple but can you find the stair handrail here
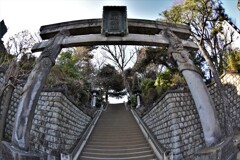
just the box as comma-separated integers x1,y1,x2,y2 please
61,108,102,160
131,108,173,160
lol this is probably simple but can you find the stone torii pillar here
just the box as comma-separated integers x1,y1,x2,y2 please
10,30,69,152
163,29,222,147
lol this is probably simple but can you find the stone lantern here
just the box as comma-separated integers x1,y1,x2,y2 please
134,89,142,109
91,89,99,108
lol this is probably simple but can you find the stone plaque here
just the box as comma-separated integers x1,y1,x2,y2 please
102,6,128,36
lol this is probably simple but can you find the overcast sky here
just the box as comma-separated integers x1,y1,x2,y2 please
0,0,173,38
0,0,239,40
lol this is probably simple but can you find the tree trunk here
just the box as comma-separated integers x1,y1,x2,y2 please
122,72,132,96
196,42,233,136
105,90,109,103
0,85,14,141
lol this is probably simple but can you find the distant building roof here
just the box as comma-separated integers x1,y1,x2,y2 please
220,19,240,50
0,20,7,39
0,20,7,54
226,19,240,34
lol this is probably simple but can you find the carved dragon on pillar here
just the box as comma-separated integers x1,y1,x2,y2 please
162,29,222,147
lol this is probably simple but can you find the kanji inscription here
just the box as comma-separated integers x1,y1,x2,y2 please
102,6,128,36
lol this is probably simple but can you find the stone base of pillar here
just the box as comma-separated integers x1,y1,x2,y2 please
195,137,238,160
0,141,46,160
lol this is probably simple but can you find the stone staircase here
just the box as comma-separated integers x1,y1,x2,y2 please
78,103,156,160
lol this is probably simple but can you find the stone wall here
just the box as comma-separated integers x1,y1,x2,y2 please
4,84,24,141
142,73,240,160
30,92,91,155
0,71,5,117
0,70,92,157
142,91,205,159
209,73,240,134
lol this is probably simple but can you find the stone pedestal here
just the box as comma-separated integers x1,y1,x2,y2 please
195,137,238,160
1,141,46,160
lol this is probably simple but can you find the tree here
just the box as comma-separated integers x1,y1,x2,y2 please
139,78,158,107
97,64,125,102
161,0,234,136
46,47,95,107
73,46,96,75
226,51,240,72
131,46,182,108
161,0,232,75
57,50,80,79
101,45,140,95
5,30,37,59
134,47,178,74
92,52,106,71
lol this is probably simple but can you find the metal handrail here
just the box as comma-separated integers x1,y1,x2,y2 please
61,108,102,160
131,109,172,160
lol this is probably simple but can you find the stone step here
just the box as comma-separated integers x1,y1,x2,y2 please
83,143,149,150
81,150,155,159
88,135,144,140
88,136,145,142
82,146,152,154
92,130,142,132
86,142,150,148
89,132,143,137
79,155,156,160
78,103,156,159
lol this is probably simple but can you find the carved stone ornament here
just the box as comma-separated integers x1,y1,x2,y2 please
172,51,201,74
162,29,201,74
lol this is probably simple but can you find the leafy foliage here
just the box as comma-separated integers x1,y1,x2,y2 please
161,0,232,77
156,70,185,92
134,47,177,74
140,78,155,95
132,46,188,107
140,78,158,107
226,51,240,72
18,54,36,71
132,73,141,94
46,47,95,107
155,70,174,92
97,64,125,99
57,50,80,79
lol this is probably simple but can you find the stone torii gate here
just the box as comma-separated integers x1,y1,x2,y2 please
1,6,234,160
